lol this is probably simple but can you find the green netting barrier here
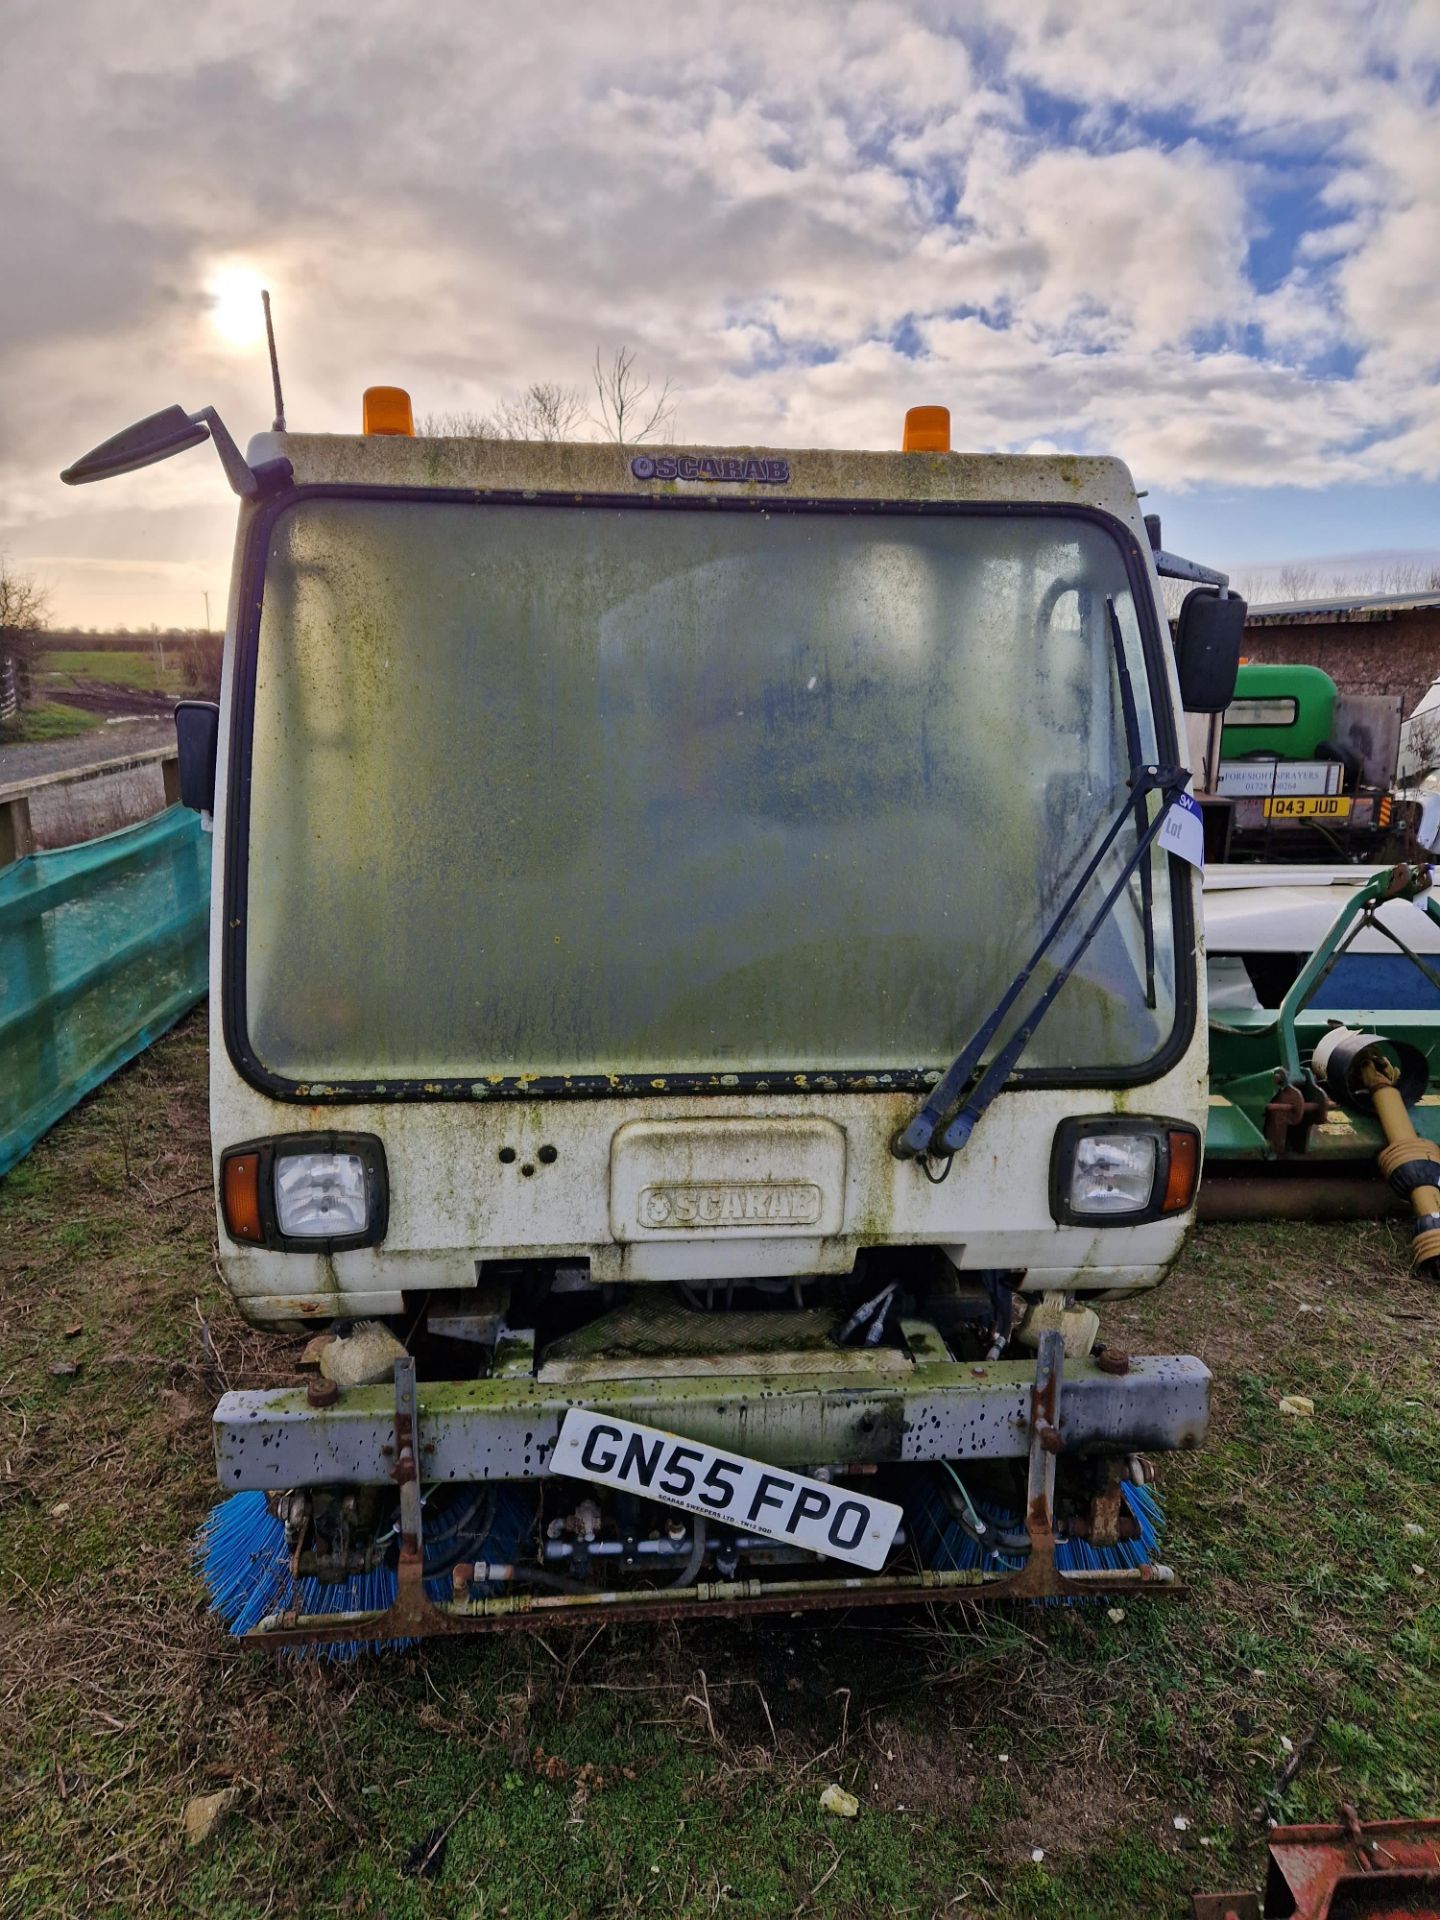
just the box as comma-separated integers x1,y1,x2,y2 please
0,805,211,1177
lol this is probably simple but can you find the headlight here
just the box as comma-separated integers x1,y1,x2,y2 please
220,1134,388,1250
1070,1133,1157,1214
275,1151,368,1237
1050,1119,1200,1225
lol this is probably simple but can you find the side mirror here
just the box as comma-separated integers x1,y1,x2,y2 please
61,403,291,498
1175,587,1246,714
61,406,209,485
174,700,220,813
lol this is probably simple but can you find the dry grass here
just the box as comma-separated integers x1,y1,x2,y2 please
2,1017,1439,1918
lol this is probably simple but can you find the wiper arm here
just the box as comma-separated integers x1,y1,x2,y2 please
892,760,1188,1163
1108,596,1156,1010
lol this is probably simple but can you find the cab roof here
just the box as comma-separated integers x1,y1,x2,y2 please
244,431,1146,536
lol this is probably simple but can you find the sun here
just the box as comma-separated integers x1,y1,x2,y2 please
206,263,267,348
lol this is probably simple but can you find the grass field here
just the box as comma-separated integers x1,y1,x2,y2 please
2,641,208,745
0,697,100,743
2,1014,1438,1919
36,645,186,695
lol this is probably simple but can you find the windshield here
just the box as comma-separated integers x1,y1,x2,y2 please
235,494,1181,1090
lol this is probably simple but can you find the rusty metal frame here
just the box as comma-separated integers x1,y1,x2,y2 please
1194,1804,1440,1919
245,1333,1184,1648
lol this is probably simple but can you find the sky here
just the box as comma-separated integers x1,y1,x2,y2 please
2,0,1438,629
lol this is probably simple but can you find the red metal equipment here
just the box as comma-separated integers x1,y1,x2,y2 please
1193,1806,1440,1919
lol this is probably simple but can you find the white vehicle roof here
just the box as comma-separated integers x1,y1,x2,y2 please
244,433,1149,537
1203,865,1440,954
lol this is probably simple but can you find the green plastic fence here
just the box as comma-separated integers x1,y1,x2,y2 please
0,805,210,1177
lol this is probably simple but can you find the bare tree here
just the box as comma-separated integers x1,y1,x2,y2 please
0,557,46,637
419,354,678,447
1159,548,1440,620
1228,560,1440,605
1158,576,1190,621
590,346,677,445
1275,563,1318,601
420,381,587,443
0,557,48,718
1341,560,1440,595
491,381,587,442
417,408,493,438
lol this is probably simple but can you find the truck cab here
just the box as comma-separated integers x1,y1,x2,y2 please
65,395,1220,1640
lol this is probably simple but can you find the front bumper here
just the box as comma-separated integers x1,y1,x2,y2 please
217,1338,1211,1645
213,1352,1211,1492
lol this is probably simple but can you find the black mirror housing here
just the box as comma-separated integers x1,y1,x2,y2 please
1175,587,1246,713
61,406,209,486
62,403,291,498
174,700,220,813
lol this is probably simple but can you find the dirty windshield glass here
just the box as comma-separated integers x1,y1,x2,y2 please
240,497,1179,1085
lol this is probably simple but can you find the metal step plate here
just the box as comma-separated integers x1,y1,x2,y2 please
538,1301,912,1383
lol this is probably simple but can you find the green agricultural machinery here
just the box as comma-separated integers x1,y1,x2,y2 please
1205,862,1440,1264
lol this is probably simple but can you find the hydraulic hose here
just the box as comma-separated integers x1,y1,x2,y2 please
1363,1059,1440,1277
669,1516,707,1588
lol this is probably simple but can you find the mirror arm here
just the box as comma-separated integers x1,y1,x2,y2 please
1154,548,1229,589
189,408,292,499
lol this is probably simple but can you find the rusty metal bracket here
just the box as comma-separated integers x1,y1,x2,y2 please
391,1356,424,1577
1263,1072,1332,1157
1086,1457,1126,1551
1194,1804,1440,1918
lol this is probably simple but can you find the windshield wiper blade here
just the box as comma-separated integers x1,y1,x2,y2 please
892,759,1188,1163
1108,596,1156,1010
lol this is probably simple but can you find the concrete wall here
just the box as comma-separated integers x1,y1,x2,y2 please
1240,608,1440,717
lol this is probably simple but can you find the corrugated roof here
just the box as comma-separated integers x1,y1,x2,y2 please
1246,589,1440,625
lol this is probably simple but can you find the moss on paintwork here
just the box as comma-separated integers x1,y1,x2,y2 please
249,430,1142,527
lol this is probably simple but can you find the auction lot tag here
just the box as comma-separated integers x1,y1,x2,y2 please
554,1409,902,1571
1159,790,1205,869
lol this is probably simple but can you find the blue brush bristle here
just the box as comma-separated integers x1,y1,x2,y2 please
909,1473,1164,1594
196,1486,532,1658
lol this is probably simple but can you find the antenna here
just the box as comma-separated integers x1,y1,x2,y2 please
261,288,286,432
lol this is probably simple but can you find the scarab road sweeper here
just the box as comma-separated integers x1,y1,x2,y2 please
61,386,1245,1648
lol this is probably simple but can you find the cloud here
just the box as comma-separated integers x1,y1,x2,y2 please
1333,105,1440,378
0,0,1437,620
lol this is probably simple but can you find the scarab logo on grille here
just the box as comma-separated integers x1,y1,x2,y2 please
639,1182,823,1228
630,453,791,485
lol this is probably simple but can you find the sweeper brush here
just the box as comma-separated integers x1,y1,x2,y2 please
908,1469,1166,1584
197,1485,534,1658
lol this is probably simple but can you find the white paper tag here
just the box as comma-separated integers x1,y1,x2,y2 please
1159,790,1204,869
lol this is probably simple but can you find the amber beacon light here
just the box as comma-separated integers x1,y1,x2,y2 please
362,386,415,436
902,405,951,453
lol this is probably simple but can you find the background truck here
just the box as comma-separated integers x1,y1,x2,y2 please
1189,660,1410,862
61,389,1242,1647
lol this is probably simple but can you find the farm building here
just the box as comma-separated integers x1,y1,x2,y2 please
1242,589,1440,716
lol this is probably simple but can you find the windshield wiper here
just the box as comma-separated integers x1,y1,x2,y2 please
892,760,1187,1162
893,597,1186,1164
1108,596,1156,1011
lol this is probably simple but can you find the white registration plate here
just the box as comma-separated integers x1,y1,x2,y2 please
554,1409,903,1572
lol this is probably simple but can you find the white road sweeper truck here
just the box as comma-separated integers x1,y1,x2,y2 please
61,390,1243,1646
